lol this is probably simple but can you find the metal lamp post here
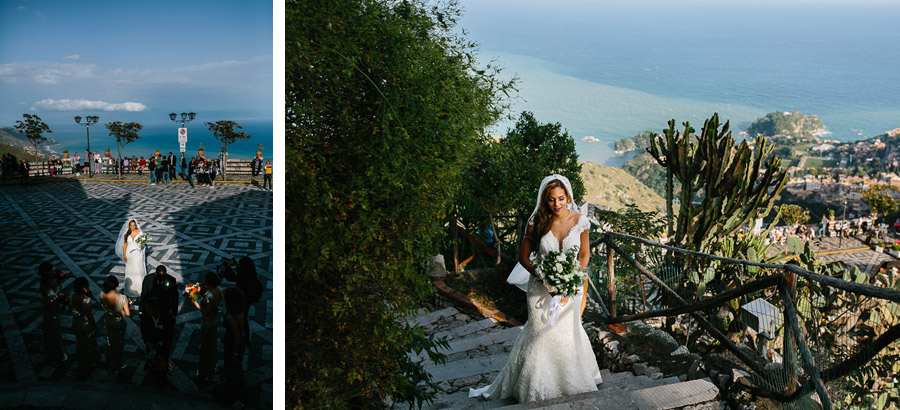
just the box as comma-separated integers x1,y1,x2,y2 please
169,112,196,154
169,111,196,128
840,199,848,248
74,115,99,177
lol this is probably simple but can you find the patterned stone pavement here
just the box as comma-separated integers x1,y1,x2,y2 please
770,234,897,275
0,179,273,409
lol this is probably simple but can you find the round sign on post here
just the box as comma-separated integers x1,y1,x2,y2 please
178,128,188,143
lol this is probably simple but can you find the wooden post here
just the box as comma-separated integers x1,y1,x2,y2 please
607,236,617,318
451,211,459,276
782,268,798,395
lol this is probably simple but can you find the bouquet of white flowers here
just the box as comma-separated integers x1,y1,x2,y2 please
535,248,586,297
135,232,151,245
534,248,588,325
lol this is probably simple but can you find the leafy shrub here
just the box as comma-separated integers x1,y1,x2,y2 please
286,0,512,407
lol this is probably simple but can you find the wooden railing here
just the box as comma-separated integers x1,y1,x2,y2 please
593,231,900,409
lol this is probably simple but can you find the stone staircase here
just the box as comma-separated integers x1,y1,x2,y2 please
409,307,723,410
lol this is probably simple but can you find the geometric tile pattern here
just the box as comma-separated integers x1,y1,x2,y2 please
0,180,273,408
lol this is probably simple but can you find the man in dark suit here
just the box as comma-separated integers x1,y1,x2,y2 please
167,152,177,180
142,264,179,321
179,153,187,180
140,265,179,383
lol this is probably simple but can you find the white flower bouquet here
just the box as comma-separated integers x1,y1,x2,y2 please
534,248,588,326
535,248,587,297
135,232,151,245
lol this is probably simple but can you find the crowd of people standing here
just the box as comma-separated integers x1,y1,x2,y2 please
763,215,893,246
37,256,264,405
4,150,273,191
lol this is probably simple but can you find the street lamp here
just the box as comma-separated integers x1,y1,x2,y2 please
74,115,99,177
169,112,196,155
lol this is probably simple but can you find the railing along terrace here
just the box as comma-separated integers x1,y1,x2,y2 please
586,231,900,410
5,158,262,178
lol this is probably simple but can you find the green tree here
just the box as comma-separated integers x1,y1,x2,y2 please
104,121,142,180
204,120,250,181
861,184,899,218
286,0,513,407
779,204,810,225
14,113,51,162
462,111,584,261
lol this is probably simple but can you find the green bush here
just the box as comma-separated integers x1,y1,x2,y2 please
286,0,512,407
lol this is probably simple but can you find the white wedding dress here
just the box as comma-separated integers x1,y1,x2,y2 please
124,233,146,298
470,214,602,402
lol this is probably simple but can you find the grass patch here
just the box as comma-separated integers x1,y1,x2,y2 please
804,157,837,169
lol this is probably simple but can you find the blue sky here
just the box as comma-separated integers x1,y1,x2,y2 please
0,0,273,128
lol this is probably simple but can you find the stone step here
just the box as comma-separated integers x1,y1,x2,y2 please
474,378,718,410
597,369,680,393
426,390,519,410
409,307,460,327
434,317,502,341
425,390,482,410
630,378,719,410
425,353,509,384
415,326,522,364
488,385,638,410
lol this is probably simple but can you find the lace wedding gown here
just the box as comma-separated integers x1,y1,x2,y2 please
124,234,146,298
470,214,602,402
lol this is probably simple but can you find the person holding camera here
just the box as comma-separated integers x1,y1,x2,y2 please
39,262,67,363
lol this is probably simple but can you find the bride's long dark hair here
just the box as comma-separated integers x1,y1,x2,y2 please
529,179,570,245
124,220,138,239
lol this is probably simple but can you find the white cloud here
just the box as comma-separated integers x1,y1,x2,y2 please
31,99,148,112
0,61,96,84
0,56,270,88
17,6,24,11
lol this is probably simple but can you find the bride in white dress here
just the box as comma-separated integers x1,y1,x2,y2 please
115,219,146,298
470,174,602,403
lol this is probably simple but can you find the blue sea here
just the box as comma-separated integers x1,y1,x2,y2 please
43,119,273,160
459,1,900,166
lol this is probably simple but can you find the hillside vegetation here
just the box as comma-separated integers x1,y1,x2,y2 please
746,110,824,142
0,127,49,160
0,143,34,160
614,130,655,153
580,161,665,212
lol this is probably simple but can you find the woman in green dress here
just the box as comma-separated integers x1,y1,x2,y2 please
101,275,131,374
70,277,100,369
39,262,66,363
190,271,222,379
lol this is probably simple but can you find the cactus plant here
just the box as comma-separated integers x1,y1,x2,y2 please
647,113,789,255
